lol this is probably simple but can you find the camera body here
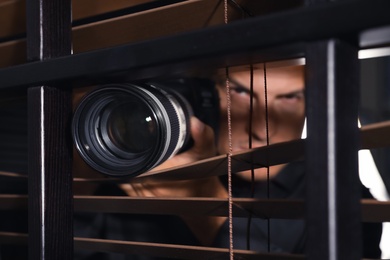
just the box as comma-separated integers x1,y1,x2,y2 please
151,78,220,149
72,78,219,178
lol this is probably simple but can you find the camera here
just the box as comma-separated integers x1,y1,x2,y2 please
72,78,219,178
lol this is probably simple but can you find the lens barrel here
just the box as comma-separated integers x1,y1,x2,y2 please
72,83,192,177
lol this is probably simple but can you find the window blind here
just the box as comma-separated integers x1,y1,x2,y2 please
0,0,390,259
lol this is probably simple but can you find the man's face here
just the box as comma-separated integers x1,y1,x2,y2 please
217,65,305,180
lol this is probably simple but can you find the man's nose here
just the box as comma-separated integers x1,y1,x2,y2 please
246,104,275,142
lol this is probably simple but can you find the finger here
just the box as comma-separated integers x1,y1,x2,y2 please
188,117,216,159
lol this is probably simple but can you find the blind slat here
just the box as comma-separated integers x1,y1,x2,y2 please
1,119,390,181
0,231,27,245
71,140,304,184
0,0,235,69
74,237,306,260
360,120,390,149
73,197,305,219
1,0,390,88
0,0,179,40
0,231,305,259
1,195,389,222
134,120,390,182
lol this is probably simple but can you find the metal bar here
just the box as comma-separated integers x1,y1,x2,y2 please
0,0,389,90
26,0,73,259
305,39,360,260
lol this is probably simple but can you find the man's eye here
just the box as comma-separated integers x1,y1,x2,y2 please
277,91,304,100
282,93,299,99
231,85,251,96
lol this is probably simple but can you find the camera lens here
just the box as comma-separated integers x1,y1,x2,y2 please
103,101,157,153
72,83,191,177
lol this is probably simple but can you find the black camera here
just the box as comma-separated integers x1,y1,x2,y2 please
72,78,219,178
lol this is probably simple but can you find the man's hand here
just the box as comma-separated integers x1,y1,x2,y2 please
120,117,228,246
120,117,222,198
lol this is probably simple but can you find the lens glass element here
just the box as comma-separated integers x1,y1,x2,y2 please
105,101,157,154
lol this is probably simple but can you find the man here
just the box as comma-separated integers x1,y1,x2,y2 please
75,64,381,258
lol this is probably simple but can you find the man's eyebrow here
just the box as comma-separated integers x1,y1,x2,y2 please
216,77,248,89
228,78,249,89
